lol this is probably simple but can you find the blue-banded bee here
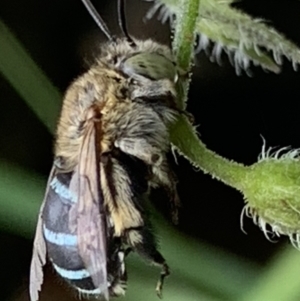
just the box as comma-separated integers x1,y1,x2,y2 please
29,0,182,300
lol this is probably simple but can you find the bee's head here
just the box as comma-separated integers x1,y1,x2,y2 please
99,38,178,83
81,0,179,84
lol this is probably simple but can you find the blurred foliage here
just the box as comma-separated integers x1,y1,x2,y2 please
0,20,61,133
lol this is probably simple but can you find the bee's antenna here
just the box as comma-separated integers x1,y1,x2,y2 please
81,0,115,41
117,0,136,46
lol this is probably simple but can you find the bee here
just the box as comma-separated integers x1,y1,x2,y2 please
29,0,182,300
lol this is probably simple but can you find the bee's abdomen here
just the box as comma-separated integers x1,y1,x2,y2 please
42,172,102,295
42,171,127,296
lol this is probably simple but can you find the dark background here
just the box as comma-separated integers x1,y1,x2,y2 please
1,0,300,299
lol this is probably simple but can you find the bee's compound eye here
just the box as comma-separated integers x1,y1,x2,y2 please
121,53,177,81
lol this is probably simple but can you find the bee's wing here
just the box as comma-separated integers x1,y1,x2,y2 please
29,166,55,301
69,117,109,299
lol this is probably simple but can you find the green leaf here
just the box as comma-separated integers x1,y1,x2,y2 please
146,0,300,73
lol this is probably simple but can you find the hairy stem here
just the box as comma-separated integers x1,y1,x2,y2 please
170,115,248,190
170,0,249,190
172,0,200,107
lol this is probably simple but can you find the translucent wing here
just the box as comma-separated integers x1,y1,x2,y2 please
29,167,55,301
69,113,109,299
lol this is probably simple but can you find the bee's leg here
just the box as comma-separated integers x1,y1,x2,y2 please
115,136,180,223
151,159,181,224
155,262,170,299
125,227,170,298
114,137,163,166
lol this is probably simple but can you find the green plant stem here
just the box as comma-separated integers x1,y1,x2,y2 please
172,0,199,71
170,0,249,191
172,0,200,107
0,20,61,133
170,115,248,190
241,246,300,301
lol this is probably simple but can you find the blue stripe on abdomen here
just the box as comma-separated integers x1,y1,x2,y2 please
43,224,77,246
43,173,76,236
51,261,102,295
52,263,90,280
76,287,102,295
50,176,77,203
